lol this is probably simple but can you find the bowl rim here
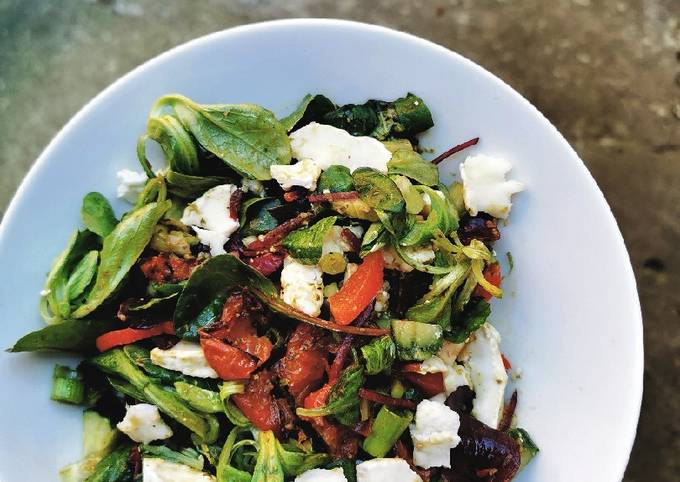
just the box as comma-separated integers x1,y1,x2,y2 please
0,18,643,479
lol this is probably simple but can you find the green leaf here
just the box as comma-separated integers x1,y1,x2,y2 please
406,262,470,327
352,167,404,213
92,349,210,438
165,170,229,199
322,93,433,140
73,201,170,318
392,175,425,215
156,95,291,180
388,149,439,186
85,444,133,482
252,431,285,482
282,216,337,264
41,230,100,323
360,223,387,257
217,427,253,482
317,165,354,193
123,345,210,388
399,186,452,247
296,365,364,419
447,299,491,343
219,382,250,427
276,442,330,476
175,382,223,413
138,114,199,177
245,198,281,235
8,319,120,353
140,445,204,470
81,192,118,238
280,94,336,132
361,335,396,375
66,250,99,301
174,255,276,340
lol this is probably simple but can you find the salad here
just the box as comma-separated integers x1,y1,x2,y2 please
10,92,537,481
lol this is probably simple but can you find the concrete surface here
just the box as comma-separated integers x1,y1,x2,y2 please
0,0,678,480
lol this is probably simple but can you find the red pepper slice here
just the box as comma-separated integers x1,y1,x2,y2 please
95,321,175,352
473,262,502,301
401,363,445,397
199,336,258,380
329,251,384,325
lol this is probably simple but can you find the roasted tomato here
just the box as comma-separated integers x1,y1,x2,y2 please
214,292,272,363
199,336,258,380
275,323,330,405
232,370,282,434
401,363,445,397
473,263,502,302
301,385,359,459
139,253,196,283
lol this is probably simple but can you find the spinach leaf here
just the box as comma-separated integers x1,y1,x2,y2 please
73,200,170,318
138,114,199,177
361,335,396,375
8,319,120,353
317,165,353,193
388,149,439,186
165,170,229,199
322,93,433,140
174,255,276,340
66,250,99,301
252,431,285,482
81,192,118,238
244,198,281,235
325,459,357,482
40,230,100,323
282,216,337,264
280,94,336,132
156,95,291,180
447,299,491,343
296,365,364,419
140,445,204,470
352,168,404,213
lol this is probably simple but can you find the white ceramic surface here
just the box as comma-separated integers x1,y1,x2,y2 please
0,19,642,481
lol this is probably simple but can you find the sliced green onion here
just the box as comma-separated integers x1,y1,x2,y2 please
362,406,413,458
50,365,86,405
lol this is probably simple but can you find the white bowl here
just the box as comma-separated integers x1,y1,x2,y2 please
0,19,642,481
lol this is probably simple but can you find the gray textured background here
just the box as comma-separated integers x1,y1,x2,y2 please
0,0,678,480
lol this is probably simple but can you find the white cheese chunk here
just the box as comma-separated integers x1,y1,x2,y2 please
271,158,322,190
142,457,215,482
280,256,324,316
356,458,422,482
290,122,392,173
459,154,524,219
150,340,219,379
117,404,173,444
116,169,148,203
295,467,348,482
180,184,240,256
459,323,508,428
410,399,461,469
420,353,472,396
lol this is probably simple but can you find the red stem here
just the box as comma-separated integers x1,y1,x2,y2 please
431,137,480,165
498,390,518,432
358,388,417,410
245,211,312,251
